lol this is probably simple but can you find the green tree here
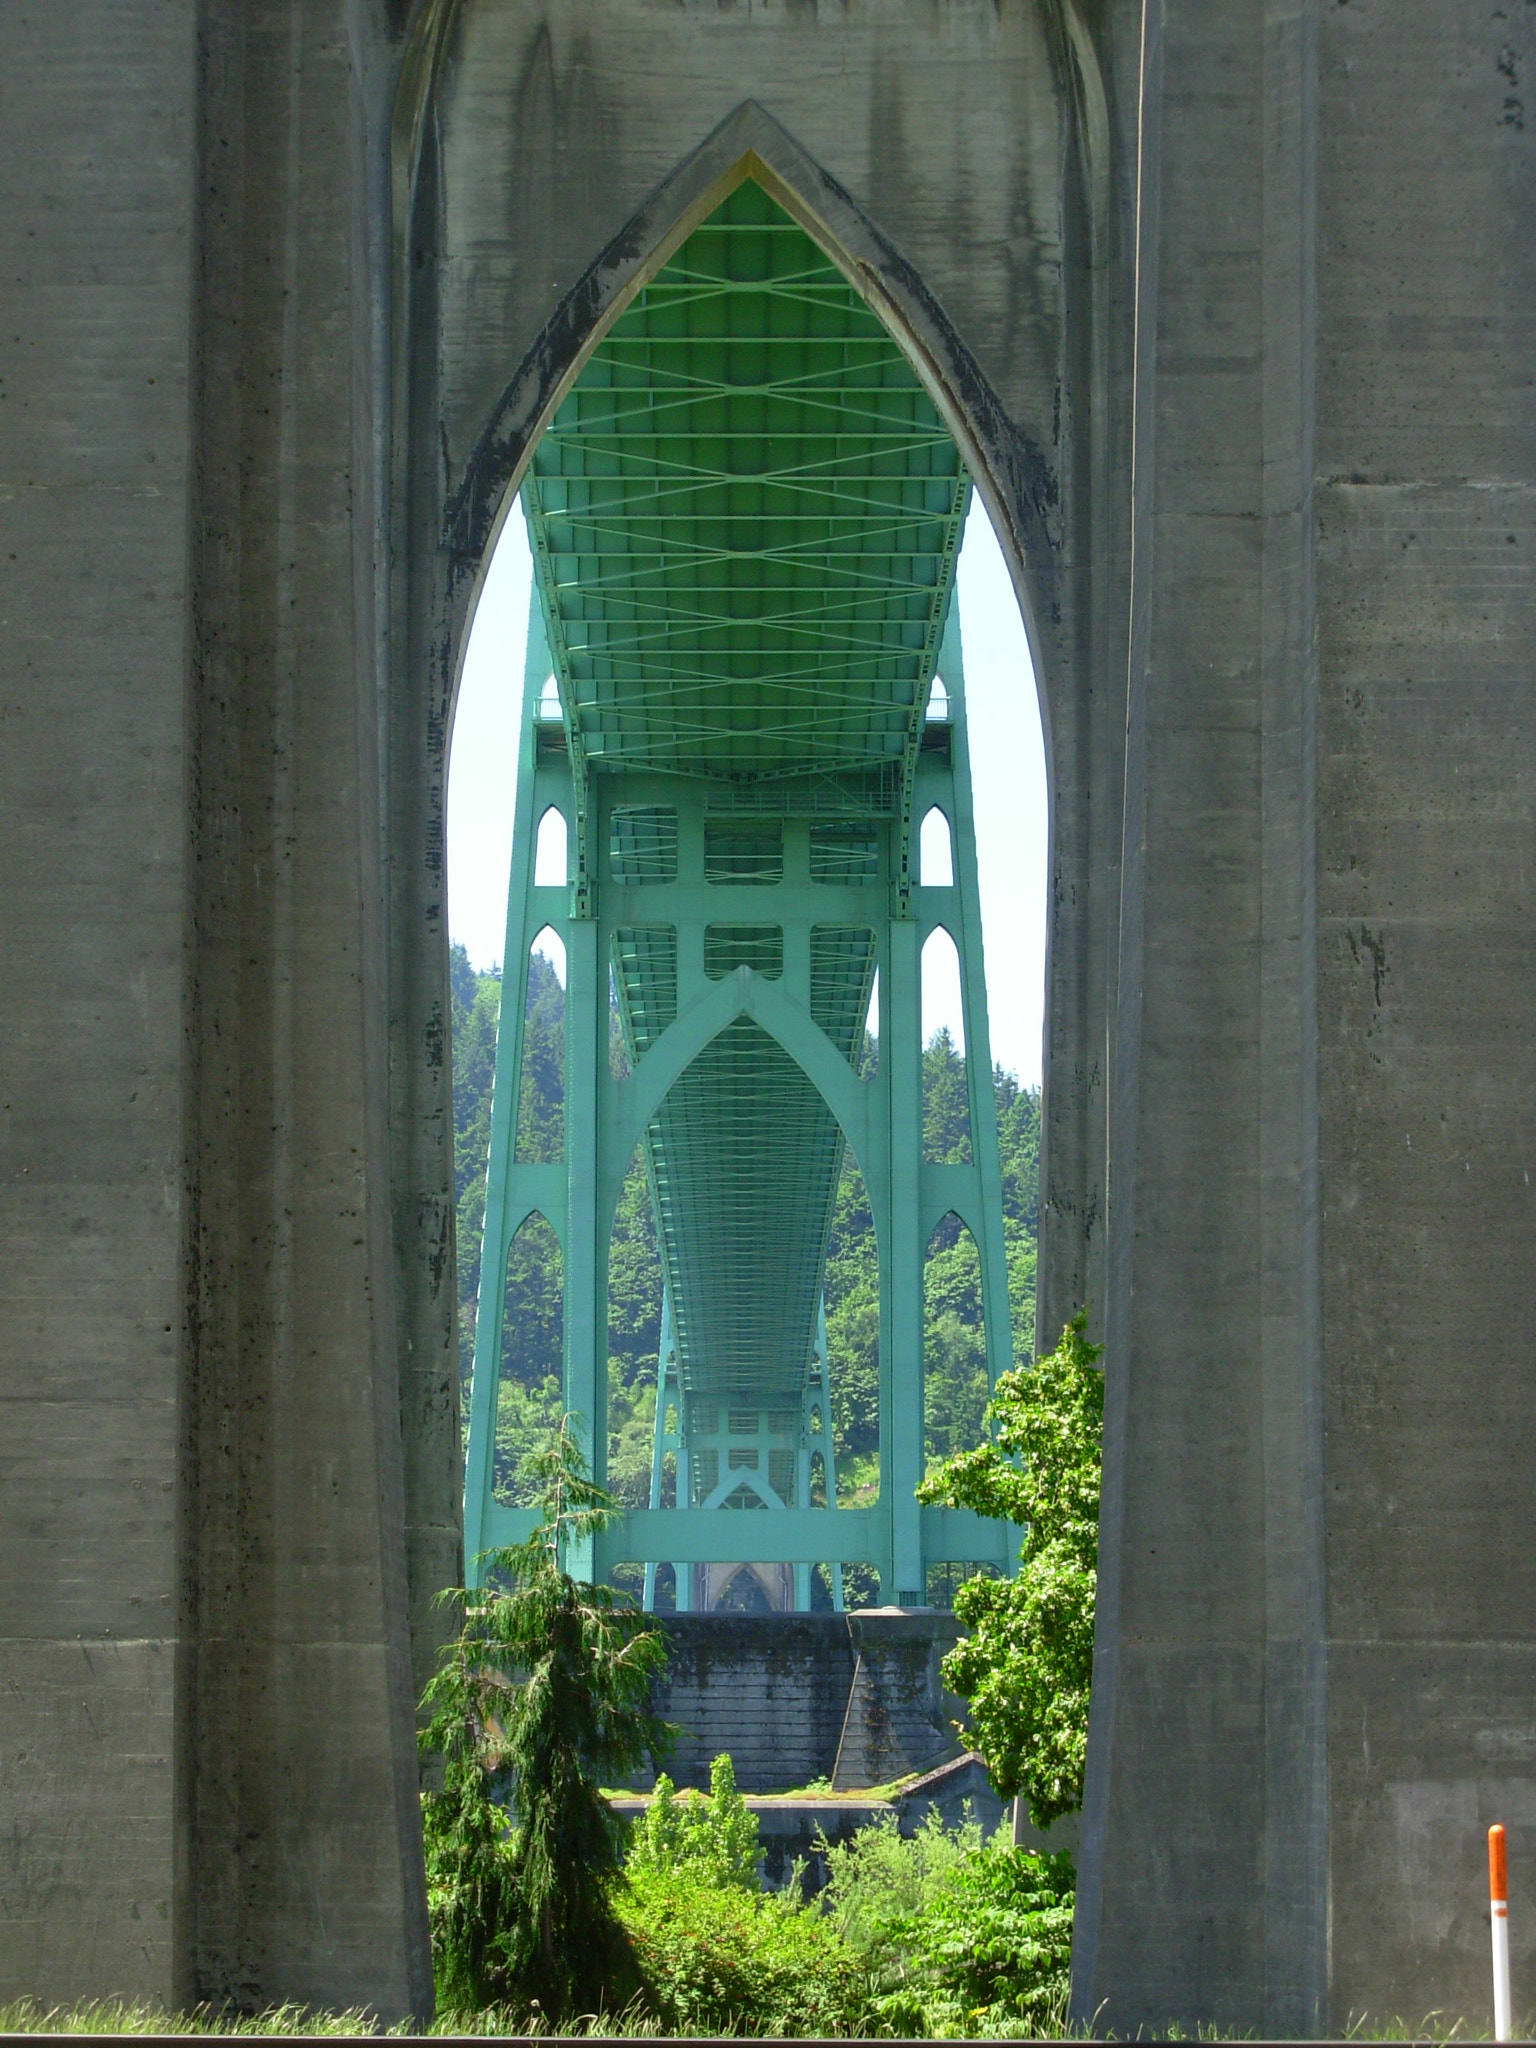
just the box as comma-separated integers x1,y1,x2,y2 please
917,1310,1103,1828
876,1840,1077,2036
820,1806,982,1956
628,1752,761,1891
819,1809,1074,2036
418,1420,670,2017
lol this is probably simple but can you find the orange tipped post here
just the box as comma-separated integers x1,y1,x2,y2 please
1491,1824,1512,2042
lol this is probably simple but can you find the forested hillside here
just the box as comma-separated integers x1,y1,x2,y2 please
449,941,1040,1593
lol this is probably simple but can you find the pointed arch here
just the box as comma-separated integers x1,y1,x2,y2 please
421,100,1060,762
607,967,873,1222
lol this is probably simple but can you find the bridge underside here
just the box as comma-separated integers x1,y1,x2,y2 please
462,179,1014,1606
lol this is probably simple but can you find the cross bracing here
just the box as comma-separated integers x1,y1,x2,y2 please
463,179,1015,1608
525,182,966,787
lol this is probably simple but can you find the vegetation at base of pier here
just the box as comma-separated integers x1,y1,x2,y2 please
918,1312,1104,1829
822,1815,1076,2036
442,947,1091,2033
415,1416,1079,2038
418,1420,669,2018
449,943,1041,1580
612,1792,1073,2037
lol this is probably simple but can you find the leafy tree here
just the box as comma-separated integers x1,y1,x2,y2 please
418,1420,670,2017
874,1841,1077,2036
917,1310,1103,1828
628,1752,761,1891
819,1810,1074,2036
820,1806,983,1955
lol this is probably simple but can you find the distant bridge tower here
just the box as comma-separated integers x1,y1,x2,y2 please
461,182,1015,1608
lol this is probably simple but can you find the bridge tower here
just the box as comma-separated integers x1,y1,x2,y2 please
461,181,1015,1608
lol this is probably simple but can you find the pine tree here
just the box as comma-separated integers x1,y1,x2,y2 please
419,1419,671,2016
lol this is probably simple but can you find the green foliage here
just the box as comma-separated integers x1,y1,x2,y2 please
875,1844,1077,2037
820,1807,984,1955
628,1753,762,1890
921,1026,973,1164
918,1311,1103,1827
418,1421,670,2019
619,1870,870,2038
820,1814,1073,2038
493,1372,564,1509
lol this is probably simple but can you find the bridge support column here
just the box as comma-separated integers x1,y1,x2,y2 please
562,915,607,1582
883,915,926,1604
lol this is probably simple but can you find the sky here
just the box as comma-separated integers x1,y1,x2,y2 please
446,497,1049,1086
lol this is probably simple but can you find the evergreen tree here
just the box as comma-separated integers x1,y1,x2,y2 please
419,1420,670,2016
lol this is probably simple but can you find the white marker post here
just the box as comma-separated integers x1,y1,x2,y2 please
1491,1823,1512,2043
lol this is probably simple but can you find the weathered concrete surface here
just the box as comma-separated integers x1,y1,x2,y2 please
0,0,200,2008
0,2,435,2019
633,1611,967,1794
1074,0,1536,2035
1314,0,1536,2023
0,0,1532,2033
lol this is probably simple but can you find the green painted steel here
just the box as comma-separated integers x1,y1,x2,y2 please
463,178,1014,1606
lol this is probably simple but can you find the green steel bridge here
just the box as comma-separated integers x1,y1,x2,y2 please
463,178,1014,1607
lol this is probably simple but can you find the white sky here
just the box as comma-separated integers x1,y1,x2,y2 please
446,497,1049,1086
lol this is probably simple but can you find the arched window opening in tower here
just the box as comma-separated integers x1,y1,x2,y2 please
533,805,567,887
491,1211,563,1511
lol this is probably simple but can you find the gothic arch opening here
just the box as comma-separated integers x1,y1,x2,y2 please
437,149,1052,1628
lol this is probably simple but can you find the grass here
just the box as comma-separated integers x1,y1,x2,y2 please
0,1995,1494,2040
0,2004,392,2037
0,2003,680,2039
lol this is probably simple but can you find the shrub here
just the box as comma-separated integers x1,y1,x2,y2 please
620,1869,872,2037
819,1807,984,1959
627,1753,761,1891
872,1843,1076,2038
